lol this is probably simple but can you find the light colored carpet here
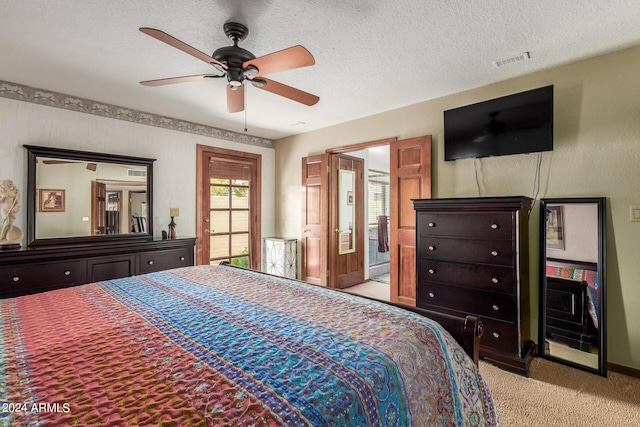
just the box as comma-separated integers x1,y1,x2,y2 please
480,358,640,426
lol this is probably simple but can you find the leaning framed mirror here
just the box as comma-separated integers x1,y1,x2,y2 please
25,145,155,247
539,197,606,376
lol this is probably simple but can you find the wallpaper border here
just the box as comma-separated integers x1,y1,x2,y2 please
0,80,275,149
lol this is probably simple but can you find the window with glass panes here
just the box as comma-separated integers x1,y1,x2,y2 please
368,171,389,225
208,165,251,266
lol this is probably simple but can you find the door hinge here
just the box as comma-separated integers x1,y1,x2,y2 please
327,166,331,174
326,269,330,277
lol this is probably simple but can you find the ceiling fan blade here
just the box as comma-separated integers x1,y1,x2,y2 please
244,45,315,76
227,84,245,113
140,74,223,86
253,77,319,106
139,27,227,70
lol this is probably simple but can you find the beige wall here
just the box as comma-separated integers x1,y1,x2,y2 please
0,97,276,242
275,45,640,370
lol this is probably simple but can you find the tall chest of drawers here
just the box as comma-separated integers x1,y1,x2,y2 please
413,196,534,375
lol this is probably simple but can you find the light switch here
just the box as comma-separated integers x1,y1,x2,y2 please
631,206,640,222
82,216,89,222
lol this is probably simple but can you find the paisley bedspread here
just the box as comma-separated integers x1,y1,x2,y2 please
1,265,498,426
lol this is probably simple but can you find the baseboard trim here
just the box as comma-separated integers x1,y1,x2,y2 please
535,343,640,378
608,362,640,378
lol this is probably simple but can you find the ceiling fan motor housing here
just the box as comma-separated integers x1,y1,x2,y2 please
212,23,256,86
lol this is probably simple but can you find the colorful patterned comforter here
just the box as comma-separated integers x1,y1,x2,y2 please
1,265,498,426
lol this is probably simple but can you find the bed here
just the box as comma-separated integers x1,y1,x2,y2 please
1,264,498,426
545,259,599,351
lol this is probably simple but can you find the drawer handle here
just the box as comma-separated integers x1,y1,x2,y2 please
491,223,499,229
428,245,435,251
179,256,185,261
428,268,436,274
148,260,154,265
491,277,499,284
428,292,435,298
492,304,500,311
13,276,20,282
64,270,71,276
492,332,501,339
428,222,436,227
491,250,499,257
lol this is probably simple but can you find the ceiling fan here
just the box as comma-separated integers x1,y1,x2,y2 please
139,22,319,113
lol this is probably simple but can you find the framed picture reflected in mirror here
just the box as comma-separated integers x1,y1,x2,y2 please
39,189,66,212
546,205,564,250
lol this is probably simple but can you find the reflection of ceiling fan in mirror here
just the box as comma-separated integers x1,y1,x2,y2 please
139,22,319,113
40,159,97,171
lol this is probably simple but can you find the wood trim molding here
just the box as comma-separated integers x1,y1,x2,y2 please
608,362,640,378
0,80,274,149
325,137,398,154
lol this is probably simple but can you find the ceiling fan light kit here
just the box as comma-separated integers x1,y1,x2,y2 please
139,22,319,113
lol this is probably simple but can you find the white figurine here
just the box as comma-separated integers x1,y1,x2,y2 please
0,179,24,247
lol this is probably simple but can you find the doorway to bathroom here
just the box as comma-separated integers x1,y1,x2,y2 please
342,145,391,284
367,160,391,284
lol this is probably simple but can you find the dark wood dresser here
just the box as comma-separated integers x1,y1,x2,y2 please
0,237,196,299
413,196,534,375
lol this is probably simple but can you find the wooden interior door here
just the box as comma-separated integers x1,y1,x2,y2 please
390,135,432,305
329,154,365,288
301,154,328,286
91,181,106,235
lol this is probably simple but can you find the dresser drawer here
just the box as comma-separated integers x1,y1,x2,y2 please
139,247,193,274
480,318,519,355
418,213,514,239
0,260,86,295
419,261,516,294
418,282,516,322
419,237,514,266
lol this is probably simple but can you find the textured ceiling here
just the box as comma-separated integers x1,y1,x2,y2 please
2,0,640,140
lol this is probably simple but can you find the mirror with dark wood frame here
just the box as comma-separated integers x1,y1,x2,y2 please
539,197,606,376
25,145,155,247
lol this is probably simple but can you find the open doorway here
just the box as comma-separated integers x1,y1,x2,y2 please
340,145,390,298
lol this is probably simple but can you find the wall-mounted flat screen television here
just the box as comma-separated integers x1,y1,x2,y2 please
444,85,553,161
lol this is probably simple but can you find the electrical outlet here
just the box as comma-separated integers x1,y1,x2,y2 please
631,206,640,222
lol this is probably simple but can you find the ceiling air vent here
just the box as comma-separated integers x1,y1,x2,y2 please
493,52,530,67
127,169,147,178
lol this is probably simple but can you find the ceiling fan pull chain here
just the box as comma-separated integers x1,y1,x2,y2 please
244,83,248,132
